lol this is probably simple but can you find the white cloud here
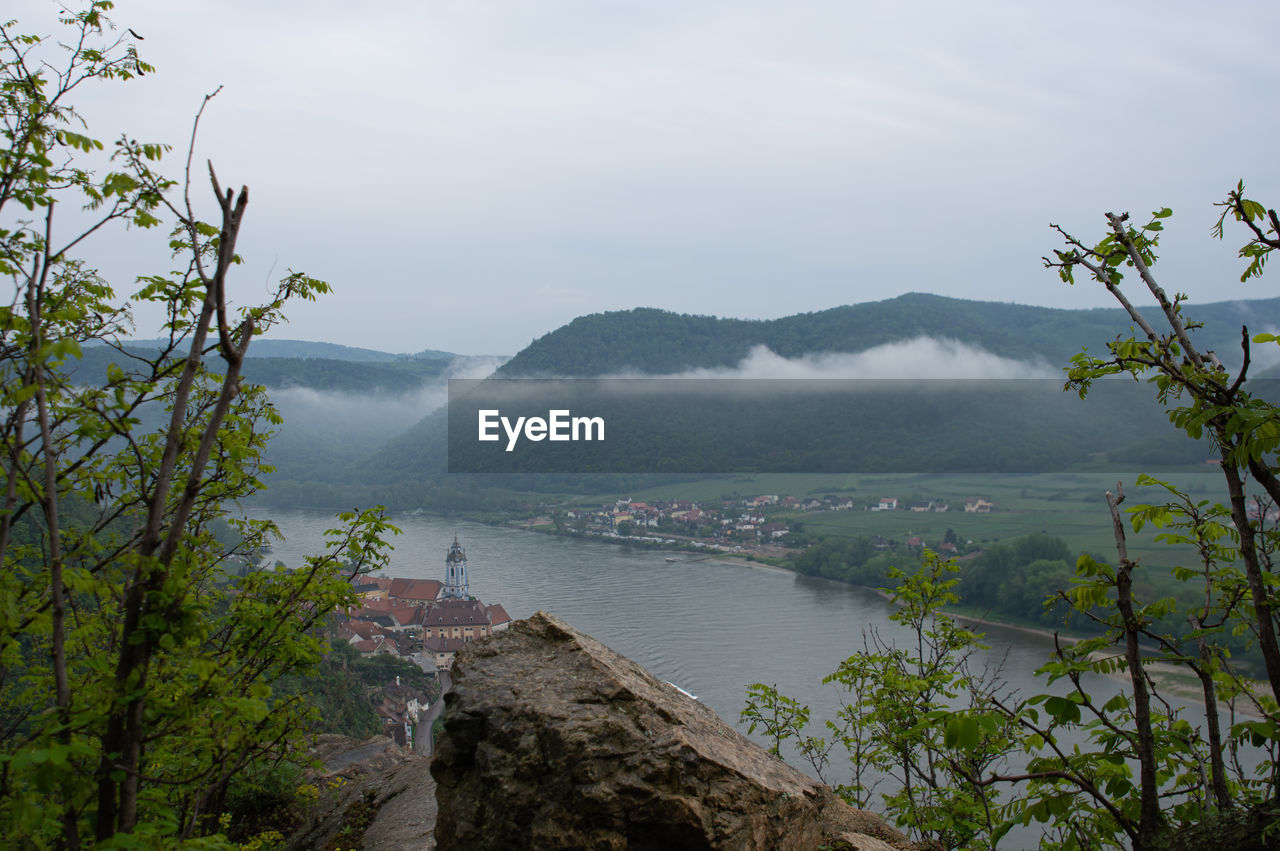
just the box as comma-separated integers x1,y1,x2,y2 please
645,340,1057,380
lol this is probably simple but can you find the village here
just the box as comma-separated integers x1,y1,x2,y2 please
534,492,996,559
333,537,512,753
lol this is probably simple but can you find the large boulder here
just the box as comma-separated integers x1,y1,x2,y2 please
431,611,915,850
286,735,437,851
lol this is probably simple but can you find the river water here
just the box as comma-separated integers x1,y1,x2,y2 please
248,507,1242,843
250,509,1127,730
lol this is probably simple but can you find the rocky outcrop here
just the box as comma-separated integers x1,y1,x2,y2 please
431,611,916,850
286,735,436,851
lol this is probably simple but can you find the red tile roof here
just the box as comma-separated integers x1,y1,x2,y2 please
347,620,393,640
423,599,490,627
389,578,442,603
390,604,424,627
422,636,468,653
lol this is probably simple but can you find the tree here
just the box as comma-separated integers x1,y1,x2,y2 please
743,186,1280,850
742,553,1013,849
0,4,394,845
1049,194,1280,701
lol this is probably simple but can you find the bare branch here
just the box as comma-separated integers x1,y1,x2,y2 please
1106,213,1207,372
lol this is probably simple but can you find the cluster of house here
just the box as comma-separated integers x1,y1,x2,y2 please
564,497,790,543
337,538,512,671
871,496,993,513
563,493,996,541
333,537,512,750
906,535,960,555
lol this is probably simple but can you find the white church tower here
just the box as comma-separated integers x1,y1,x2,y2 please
443,535,469,599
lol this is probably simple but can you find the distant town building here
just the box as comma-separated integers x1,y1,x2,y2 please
343,536,512,672
389,577,442,604
442,536,470,599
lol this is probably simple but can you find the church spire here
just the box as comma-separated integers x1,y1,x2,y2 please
443,535,469,599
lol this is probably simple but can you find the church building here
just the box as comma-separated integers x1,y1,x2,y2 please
443,535,469,599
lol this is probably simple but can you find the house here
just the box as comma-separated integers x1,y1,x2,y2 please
353,635,401,657
389,578,443,604
486,604,513,632
875,497,898,511
405,649,441,676
376,680,431,748
342,619,393,643
389,604,424,630
421,635,468,670
964,497,994,514
423,599,496,642
761,522,789,540
351,581,386,601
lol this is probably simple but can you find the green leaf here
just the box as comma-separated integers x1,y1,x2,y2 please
944,715,980,751
1044,695,1081,724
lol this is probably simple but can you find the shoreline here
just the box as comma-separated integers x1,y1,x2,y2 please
701,555,795,575
484,514,1270,719
703,547,1270,720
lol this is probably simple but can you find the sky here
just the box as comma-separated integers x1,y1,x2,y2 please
9,1,1280,356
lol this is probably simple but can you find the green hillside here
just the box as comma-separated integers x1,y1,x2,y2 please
319,293,1280,509
497,293,1279,377
91,293,1268,510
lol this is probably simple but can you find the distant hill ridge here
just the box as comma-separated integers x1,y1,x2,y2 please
497,293,1280,377
115,338,457,362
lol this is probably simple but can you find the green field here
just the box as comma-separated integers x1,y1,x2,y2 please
599,470,1228,569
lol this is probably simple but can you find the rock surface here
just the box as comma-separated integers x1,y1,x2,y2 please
286,735,436,851
431,611,917,850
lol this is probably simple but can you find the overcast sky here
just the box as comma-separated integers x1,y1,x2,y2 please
11,1,1280,355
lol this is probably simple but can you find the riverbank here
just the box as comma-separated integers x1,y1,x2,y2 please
931,601,1268,720
703,555,795,575
708,547,1269,720
458,510,1272,720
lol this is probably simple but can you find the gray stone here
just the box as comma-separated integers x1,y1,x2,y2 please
286,735,436,851
431,611,917,850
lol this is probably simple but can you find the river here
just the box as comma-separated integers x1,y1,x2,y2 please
251,507,1143,721
246,506,1245,842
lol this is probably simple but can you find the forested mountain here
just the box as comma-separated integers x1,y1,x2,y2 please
498,293,1280,377
307,293,1280,509
91,291,1264,509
